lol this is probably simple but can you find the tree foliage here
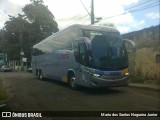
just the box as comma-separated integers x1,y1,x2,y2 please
0,0,59,62
23,0,58,40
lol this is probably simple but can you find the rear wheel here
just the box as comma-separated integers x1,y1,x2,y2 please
68,74,78,89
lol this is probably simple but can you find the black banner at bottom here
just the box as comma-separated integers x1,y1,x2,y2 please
42,111,160,117
1,111,160,118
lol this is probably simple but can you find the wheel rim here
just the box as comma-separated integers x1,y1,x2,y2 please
70,77,76,88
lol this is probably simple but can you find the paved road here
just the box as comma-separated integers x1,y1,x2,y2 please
0,72,159,119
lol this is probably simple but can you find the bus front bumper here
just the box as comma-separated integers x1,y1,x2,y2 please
89,75,129,87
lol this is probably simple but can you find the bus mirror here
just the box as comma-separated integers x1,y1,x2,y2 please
82,37,91,51
75,37,91,51
124,39,136,53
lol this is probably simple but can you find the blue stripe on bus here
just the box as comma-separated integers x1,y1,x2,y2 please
94,70,104,75
94,69,121,76
109,71,121,76
80,65,121,76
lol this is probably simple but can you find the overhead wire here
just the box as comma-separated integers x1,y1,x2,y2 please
70,11,88,20
77,16,90,24
58,12,88,29
59,0,91,29
80,0,91,16
128,2,159,12
60,0,159,28
101,2,159,20
125,0,158,11
59,14,89,29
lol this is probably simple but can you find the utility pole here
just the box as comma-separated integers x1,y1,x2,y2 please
19,31,24,71
91,0,94,24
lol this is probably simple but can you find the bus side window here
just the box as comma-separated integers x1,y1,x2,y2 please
73,39,89,66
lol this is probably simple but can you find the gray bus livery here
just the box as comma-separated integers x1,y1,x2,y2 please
32,24,134,89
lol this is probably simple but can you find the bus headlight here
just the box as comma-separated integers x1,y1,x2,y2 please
125,73,129,76
93,73,100,77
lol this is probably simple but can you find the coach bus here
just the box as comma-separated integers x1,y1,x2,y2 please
32,24,135,89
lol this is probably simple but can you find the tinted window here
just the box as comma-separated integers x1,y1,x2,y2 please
83,30,128,70
73,40,89,66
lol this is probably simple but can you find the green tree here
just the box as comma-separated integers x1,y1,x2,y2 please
23,0,59,44
0,29,7,52
1,0,59,62
4,14,31,60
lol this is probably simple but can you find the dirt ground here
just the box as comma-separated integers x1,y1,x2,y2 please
0,72,159,120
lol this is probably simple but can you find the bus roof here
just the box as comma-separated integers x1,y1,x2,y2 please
33,24,119,48
71,24,119,33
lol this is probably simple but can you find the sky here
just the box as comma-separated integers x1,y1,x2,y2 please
0,0,159,34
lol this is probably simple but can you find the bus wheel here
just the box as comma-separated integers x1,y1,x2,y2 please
69,75,78,89
38,70,44,80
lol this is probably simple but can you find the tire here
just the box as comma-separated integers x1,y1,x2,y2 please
68,74,78,89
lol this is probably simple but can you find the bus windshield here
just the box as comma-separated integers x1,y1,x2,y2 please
83,30,128,70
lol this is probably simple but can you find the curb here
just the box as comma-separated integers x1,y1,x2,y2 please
128,83,160,91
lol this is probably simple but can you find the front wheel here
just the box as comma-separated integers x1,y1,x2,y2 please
69,75,78,89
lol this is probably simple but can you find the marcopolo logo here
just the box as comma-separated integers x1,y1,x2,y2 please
2,112,11,117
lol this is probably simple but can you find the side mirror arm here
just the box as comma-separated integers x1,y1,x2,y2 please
124,39,136,52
